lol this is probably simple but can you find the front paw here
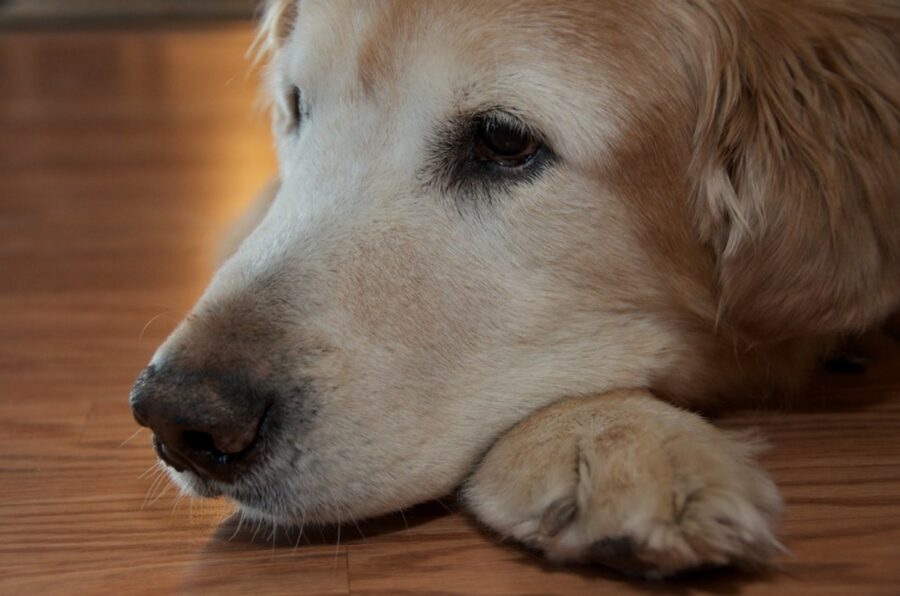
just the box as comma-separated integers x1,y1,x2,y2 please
463,392,783,578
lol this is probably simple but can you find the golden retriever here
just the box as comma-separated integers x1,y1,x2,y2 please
129,0,900,577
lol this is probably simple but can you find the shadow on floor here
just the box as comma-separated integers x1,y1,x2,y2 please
206,498,779,595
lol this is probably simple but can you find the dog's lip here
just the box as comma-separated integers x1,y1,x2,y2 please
151,433,188,473
151,433,227,481
151,435,225,496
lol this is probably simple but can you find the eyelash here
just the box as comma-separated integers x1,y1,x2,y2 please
288,86,303,129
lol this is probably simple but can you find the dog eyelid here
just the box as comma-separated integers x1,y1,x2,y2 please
288,86,303,130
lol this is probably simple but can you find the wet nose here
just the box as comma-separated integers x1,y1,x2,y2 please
129,364,271,483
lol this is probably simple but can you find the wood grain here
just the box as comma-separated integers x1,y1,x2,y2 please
1,25,899,595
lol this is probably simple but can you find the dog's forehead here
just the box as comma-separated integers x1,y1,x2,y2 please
288,2,530,91
296,1,605,80
281,0,663,159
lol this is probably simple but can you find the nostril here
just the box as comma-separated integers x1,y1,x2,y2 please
179,427,259,467
182,430,218,454
180,430,234,466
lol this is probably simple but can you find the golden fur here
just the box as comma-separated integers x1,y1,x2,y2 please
141,0,899,577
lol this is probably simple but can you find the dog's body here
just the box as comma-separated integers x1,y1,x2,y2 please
130,0,900,577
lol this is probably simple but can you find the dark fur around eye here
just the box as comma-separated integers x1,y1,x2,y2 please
425,110,555,208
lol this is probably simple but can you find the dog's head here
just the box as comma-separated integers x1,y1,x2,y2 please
130,0,898,523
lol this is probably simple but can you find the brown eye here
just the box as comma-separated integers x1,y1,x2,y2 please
474,120,541,167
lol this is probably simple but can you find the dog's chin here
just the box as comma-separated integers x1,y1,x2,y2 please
163,465,224,499
162,461,307,524
159,456,428,527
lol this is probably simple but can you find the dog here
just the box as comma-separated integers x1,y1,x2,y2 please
129,0,900,578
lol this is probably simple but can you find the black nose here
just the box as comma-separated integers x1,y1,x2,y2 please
129,364,271,483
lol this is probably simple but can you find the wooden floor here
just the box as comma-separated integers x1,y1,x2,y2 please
1,24,899,595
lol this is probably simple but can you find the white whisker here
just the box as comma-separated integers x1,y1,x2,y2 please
398,508,411,537
171,491,185,513
137,462,159,480
269,522,279,552
118,427,144,449
142,470,167,510
342,503,365,541
334,507,342,566
139,310,187,342
250,517,264,543
292,516,306,552
229,510,247,542
147,480,173,506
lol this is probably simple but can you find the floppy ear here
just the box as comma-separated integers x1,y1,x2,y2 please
690,3,900,342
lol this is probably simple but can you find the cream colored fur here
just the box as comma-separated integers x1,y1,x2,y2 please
145,0,899,577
